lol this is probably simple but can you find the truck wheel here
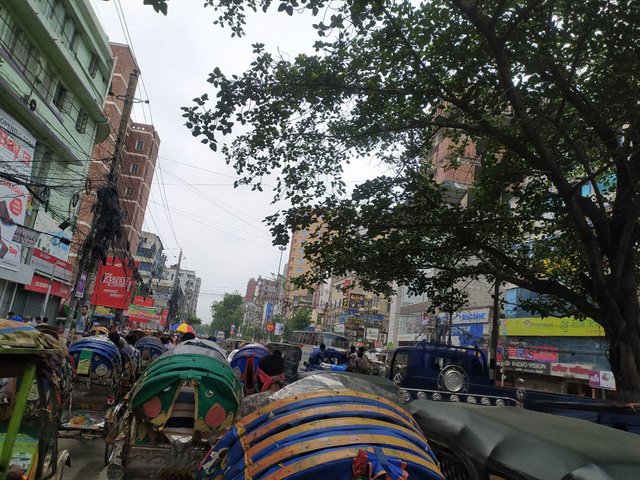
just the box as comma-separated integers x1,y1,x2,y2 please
439,365,468,393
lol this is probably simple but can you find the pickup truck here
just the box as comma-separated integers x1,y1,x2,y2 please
388,341,640,433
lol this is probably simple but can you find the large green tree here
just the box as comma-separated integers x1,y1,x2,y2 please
150,1,640,399
209,293,244,337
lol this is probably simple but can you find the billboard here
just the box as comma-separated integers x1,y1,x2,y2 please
33,210,72,262
91,257,136,309
501,317,605,337
0,107,34,272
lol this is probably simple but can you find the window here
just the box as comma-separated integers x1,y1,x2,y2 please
52,83,67,111
130,163,139,174
125,186,133,197
298,257,304,262
88,53,99,78
75,111,88,133
135,140,144,151
297,266,303,272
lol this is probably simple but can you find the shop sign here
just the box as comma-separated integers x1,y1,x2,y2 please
454,308,490,324
501,317,605,337
90,257,136,309
28,248,73,283
589,370,616,390
507,346,558,363
0,107,34,272
24,274,71,298
502,359,551,374
366,328,379,341
274,322,283,335
549,363,593,380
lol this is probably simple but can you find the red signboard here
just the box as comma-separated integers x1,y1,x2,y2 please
91,257,136,309
24,274,71,298
29,248,73,283
133,296,154,307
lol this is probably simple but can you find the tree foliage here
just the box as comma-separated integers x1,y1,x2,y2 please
185,315,202,326
151,0,640,398
209,293,243,336
283,307,312,340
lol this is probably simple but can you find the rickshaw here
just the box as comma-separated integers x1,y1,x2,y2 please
266,342,302,383
105,347,243,479
61,336,123,440
196,372,445,480
134,336,167,373
173,338,227,363
409,400,640,480
0,319,70,480
229,344,270,395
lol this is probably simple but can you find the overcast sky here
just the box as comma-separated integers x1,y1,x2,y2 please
89,0,376,322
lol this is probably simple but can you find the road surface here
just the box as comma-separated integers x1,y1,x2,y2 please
59,438,107,480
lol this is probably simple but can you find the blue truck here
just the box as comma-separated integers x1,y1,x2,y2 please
388,341,640,433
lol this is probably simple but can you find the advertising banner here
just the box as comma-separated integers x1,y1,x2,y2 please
453,308,490,324
507,345,558,363
589,370,616,390
33,210,72,262
348,293,366,314
274,322,283,335
263,302,273,323
24,274,71,298
125,304,164,324
0,107,35,272
502,359,551,375
28,248,73,283
366,327,379,341
334,323,345,334
91,257,136,309
451,323,485,348
501,317,605,337
549,363,593,380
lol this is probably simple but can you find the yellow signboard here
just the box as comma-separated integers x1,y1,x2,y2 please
501,316,605,337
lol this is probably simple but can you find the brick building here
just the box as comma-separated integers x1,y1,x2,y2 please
70,42,160,269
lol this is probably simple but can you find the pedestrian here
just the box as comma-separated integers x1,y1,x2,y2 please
35,317,42,324
308,343,327,367
180,332,195,342
5,464,27,480
8,312,23,322
355,350,371,375
347,345,357,372
42,317,49,325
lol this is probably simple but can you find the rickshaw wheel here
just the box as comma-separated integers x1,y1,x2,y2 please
104,441,115,465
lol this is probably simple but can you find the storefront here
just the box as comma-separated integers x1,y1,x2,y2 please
498,316,615,398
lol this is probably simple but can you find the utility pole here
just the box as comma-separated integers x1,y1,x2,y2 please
66,70,139,338
166,249,182,330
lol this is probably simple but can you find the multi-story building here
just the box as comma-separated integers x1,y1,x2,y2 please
255,276,278,323
388,133,493,349
244,277,257,302
165,265,201,319
284,229,314,315
134,231,165,285
0,0,112,318
71,42,160,269
321,275,391,349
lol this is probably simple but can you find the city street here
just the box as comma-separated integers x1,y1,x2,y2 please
58,439,107,480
